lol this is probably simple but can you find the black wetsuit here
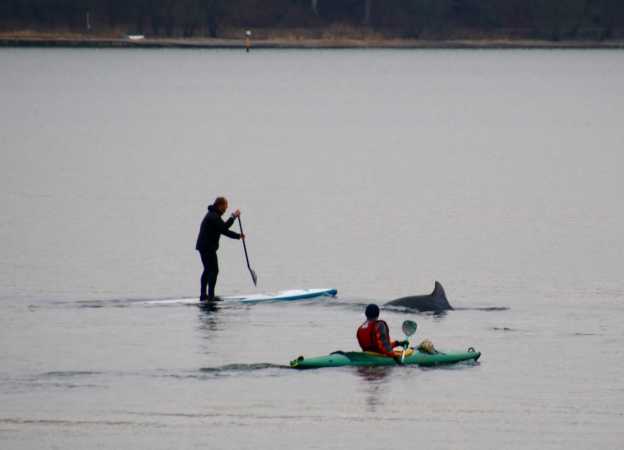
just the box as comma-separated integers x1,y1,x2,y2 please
196,205,241,300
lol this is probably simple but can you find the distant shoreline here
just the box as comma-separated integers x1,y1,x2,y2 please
2,35,624,50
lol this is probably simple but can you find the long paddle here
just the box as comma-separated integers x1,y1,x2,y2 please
237,216,257,286
400,320,418,363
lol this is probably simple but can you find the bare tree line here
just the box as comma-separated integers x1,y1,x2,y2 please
1,0,623,40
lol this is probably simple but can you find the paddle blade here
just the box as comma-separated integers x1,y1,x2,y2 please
402,320,417,337
400,320,417,363
250,269,258,286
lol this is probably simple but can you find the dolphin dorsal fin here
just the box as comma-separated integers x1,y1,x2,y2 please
433,281,445,297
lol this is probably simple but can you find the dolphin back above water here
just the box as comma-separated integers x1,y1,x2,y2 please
385,281,453,312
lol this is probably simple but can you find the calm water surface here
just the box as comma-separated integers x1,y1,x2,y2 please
1,48,623,449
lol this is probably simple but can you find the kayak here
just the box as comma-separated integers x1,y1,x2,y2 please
143,288,338,305
290,347,481,369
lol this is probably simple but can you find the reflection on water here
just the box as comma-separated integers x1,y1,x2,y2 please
355,366,392,412
198,300,221,314
196,301,222,344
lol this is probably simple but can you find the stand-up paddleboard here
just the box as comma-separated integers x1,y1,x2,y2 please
143,288,338,306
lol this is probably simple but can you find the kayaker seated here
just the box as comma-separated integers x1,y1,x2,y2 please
357,304,409,360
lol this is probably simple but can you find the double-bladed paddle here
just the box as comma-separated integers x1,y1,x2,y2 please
237,216,257,286
400,320,418,362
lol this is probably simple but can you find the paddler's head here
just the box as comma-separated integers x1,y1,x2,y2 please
365,304,380,320
213,197,228,216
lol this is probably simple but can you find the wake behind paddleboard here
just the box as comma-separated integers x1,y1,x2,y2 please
143,288,337,306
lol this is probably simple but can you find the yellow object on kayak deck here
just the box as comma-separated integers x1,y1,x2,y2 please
417,339,436,354
362,349,415,358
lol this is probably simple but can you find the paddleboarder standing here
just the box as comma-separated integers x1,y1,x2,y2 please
196,197,244,301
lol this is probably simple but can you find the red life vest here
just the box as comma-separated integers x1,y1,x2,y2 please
357,319,391,353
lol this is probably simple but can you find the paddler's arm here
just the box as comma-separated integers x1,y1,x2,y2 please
374,322,398,358
223,209,240,229
218,214,243,240
222,229,242,240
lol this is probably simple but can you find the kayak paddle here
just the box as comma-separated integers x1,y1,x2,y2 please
400,320,418,363
237,216,257,286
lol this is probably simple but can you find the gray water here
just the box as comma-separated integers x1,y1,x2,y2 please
1,48,623,449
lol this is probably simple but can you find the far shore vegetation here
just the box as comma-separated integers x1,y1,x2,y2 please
1,0,624,45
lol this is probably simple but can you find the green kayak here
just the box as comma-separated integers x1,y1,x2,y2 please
290,347,481,369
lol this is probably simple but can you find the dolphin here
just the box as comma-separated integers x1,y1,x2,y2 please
385,281,453,312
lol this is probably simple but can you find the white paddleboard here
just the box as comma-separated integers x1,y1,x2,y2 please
143,288,337,305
